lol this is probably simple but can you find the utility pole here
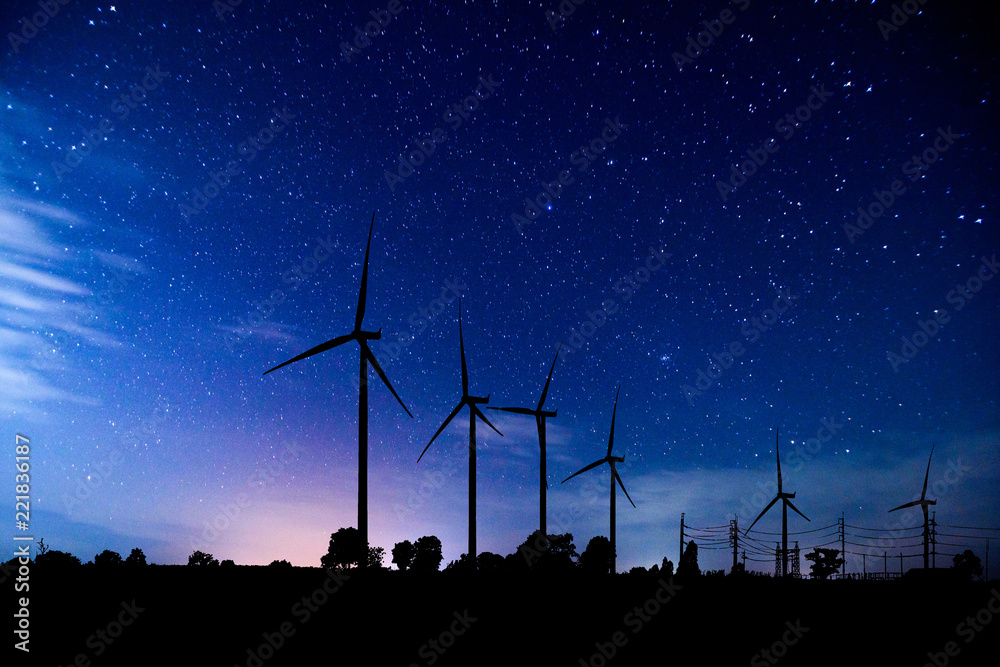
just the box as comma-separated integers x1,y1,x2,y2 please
839,513,846,576
679,513,685,565
931,511,937,568
731,515,738,571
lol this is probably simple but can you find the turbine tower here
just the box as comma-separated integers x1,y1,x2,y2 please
487,344,560,536
263,212,412,568
417,300,503,569
562,386,635,574
745,428,810,577
889,444,937,569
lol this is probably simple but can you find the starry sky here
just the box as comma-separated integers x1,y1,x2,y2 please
2,0,998,572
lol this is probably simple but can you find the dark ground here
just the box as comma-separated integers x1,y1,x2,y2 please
11,566,1000,666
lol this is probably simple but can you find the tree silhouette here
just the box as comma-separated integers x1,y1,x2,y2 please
367,546,386,569
188,550,219,566
94,549,123,568
392,540,415,572
268,559,293,569
411,536,443,573
580,536,613,575
321,527,363,570
952,550,983,581
221,559,236,568
661,557,674,577
511,531,578,573
125,548,147,567
35,549,81,569
804,548,844,580
677,541,700,579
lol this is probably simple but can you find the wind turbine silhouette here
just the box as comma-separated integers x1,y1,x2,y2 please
745,428,810,577
263,212,412,568
562,386,635,574
487,345,560,536
417,300,503,570
889,444,937,569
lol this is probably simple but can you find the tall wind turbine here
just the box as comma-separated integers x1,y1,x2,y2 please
263,212,412,568
562,386,635,574
417,300,503,568
889,444,937,569
487,344,560,536
745,428,810,577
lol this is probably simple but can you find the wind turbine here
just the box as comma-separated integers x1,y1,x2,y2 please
889,444,937,569
562,386,635,574
263,212,412,568
745,428,810,577
487,344,560,536
417,300,503,569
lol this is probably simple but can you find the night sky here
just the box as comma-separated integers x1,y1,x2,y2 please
2,0,998,573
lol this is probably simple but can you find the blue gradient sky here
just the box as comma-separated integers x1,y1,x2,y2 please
2,0,998,572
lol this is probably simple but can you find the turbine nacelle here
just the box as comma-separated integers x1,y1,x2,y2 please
466,394,490,405
356,329,382,341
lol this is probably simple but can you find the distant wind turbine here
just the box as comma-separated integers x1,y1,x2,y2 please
487,345,560,536
889,444,937,569
745,428,810,577
263,212,412,568
562,386,635,574
417,300,503,569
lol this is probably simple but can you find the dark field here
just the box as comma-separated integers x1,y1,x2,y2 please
15,566,1000,666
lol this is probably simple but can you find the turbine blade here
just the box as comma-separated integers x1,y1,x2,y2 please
615,469,636,508
361,343,412,417
561,458,606,484
486,406,536,415
784,498,810,522
889,499,922,512
746,496,779,534
418,401,465,462
355,212,375,331
537,344,561,411
458,300,468,395
607,385,620,458
776,427,782,493
473,406,503,437
921,444,935,500
262,333,354,375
